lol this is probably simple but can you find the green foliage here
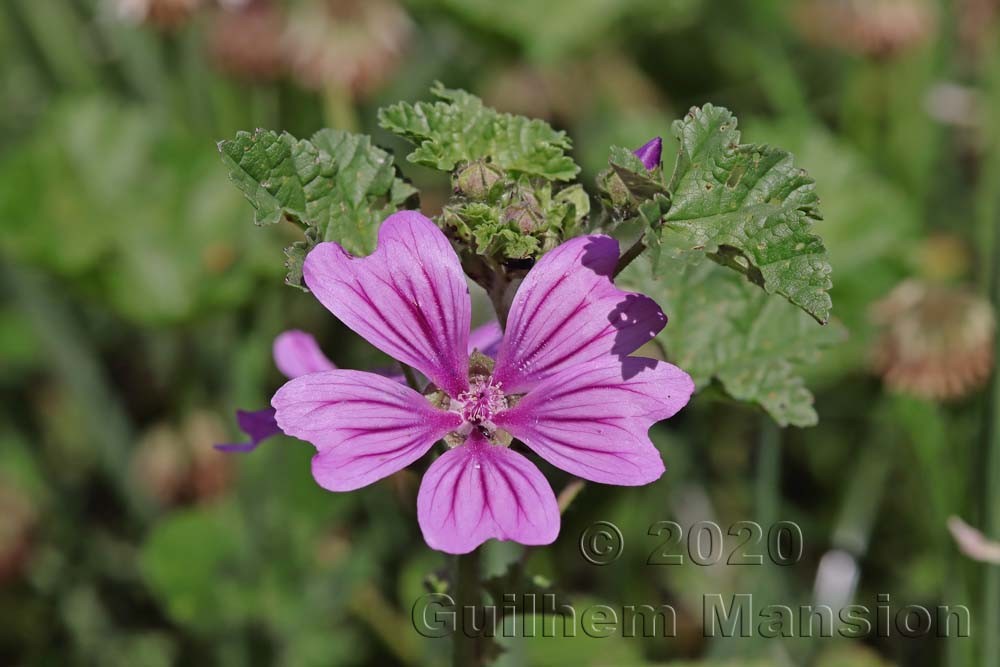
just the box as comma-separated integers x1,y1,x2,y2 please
0,98,279,323
219,128,418,287
139,506,251,632
428,0,703,62
622,257,844,427
601,108,840,425
378,83,580,180
745,120,920,376
651,105,833,324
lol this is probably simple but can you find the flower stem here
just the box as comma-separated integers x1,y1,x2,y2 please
349,583,420,664
754,418,781,526
401,363,421,391
453,548,482,667
613,238,646,279
557,478,586,513
488,273,511,330
323,82,359,131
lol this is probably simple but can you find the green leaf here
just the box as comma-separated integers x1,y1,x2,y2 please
744,119,920,377
219,128,418,287
217,130,305,227
622,257,844,427
378,83,580,180
656,104,833,324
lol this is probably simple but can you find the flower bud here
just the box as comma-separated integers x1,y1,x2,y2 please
454,161,502,200
502,192,543,233
633,137,663,171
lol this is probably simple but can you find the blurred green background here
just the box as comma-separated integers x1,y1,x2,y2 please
2,0,999,665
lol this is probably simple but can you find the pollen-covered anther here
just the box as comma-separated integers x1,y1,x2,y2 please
456,375,508,426
442,375,512,447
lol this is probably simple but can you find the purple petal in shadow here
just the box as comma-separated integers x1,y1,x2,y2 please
214,407,282,453
468,320,502,359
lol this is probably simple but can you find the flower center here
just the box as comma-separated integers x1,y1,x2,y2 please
456,375,507,426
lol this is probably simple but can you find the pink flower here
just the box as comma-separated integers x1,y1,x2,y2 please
272,211,694,553
217,326,502,452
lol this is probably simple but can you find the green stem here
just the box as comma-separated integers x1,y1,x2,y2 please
453,548,482,667
401,363,421,391
613,238,646,279
557,478,586,514
754,418,781,526
349,583,419,664
487,266,512,330
323,83,359,131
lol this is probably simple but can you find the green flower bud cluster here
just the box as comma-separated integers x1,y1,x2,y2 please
442,159,590,272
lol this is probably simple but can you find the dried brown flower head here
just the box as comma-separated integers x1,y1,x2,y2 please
794,0,935,60
114,0,204,30
872,279,995,400
957,0,1000,58
131,410,234,506
208,0,288,82
282,0,411,97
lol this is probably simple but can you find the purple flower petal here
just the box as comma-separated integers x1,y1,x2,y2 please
468,320,502,358
493,235,667,393
303,212,471,398
272,370,461,491
214,407,282,453
416,431,560,554
634,137,662,171
494,356,694,485
273,330,336,379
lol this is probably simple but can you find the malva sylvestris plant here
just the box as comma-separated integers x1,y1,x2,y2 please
273,211,693,553
215,84,836,662
218,212,694,552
